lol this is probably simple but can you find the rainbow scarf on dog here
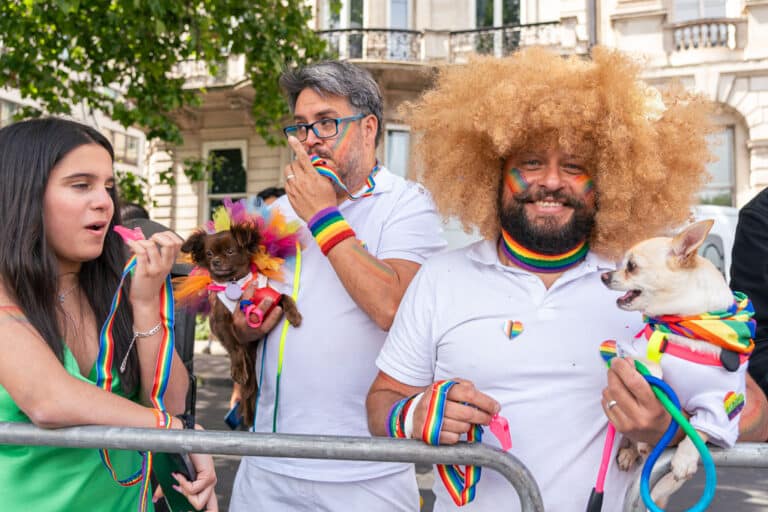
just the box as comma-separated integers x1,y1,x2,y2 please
642,292,755,355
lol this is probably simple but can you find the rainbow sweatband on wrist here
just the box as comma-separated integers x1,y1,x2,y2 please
307,207,356,256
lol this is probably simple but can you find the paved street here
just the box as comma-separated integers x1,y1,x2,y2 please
192,341,768,511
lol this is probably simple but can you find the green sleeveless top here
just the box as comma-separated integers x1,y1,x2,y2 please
0,347,154,512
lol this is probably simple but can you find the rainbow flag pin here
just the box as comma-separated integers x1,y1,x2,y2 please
503,320,524,339
599,340,617,366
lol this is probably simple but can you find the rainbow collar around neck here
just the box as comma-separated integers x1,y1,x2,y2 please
499,229,588,274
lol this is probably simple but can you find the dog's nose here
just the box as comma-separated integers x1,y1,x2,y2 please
600,272,612,285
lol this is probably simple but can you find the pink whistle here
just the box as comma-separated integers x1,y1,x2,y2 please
114,225,146,242
489,414,512,451
242,304,265,328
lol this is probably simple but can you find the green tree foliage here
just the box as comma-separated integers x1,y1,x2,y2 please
0,0,328,146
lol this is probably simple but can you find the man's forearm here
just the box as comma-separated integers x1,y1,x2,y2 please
325,239,419,330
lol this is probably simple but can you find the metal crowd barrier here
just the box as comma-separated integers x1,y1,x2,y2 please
623,442,768,511
0,422,544,512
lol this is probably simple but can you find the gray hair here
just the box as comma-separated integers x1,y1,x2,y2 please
280,60,383,146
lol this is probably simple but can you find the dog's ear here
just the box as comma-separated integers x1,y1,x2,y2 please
230,222,262,254
670,219,713,265
181,230,208,265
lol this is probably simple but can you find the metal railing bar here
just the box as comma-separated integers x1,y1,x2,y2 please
0,422,544,512
623,443,768,511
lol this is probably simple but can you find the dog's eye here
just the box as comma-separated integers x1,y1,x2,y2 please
226,248,235,256
206,250,213,258
626,259,637,273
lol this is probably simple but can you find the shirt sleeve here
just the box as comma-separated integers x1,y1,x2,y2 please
376,262,438,387
377,181,447,263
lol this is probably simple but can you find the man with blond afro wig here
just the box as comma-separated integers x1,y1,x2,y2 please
367,47,768,511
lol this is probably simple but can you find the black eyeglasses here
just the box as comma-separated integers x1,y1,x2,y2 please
282,113,365,142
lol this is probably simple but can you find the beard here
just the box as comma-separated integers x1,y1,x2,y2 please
500,187,595,255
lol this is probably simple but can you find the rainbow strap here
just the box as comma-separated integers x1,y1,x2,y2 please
96,254,176,511
643,292,755,355
310,155,379,200
422,380,483,506
307,207,356,256
500,229,588,274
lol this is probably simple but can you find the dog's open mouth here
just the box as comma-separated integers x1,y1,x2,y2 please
617,289,642,307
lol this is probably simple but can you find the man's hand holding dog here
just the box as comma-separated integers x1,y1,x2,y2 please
232,280,283,344
283,136,338,222
603,357,671,445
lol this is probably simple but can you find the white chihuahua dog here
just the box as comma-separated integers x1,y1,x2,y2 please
601,219,754,506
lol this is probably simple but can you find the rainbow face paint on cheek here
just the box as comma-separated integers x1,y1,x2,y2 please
573,173,594,195
504,167,529,194
330,117,355,155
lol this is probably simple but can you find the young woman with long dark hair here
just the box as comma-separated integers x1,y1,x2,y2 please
0,118,218,511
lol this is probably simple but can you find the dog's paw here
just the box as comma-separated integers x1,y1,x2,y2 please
636,442,650,458
670,450,698,481
616,447,641,471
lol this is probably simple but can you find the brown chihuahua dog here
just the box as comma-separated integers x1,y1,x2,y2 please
181,222,302,426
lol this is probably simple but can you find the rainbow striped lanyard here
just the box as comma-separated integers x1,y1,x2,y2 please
96,254,176,512
310,155,379,200
422,380,483,506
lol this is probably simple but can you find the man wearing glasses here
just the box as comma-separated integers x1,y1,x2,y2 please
229,60,446,511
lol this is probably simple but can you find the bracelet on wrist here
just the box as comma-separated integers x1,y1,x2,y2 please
119,321,164,373
386,393,421,439
307,207,356,256
153,409,172,430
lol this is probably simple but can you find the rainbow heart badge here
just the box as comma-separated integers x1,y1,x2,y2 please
724,391,745,420
503,320,524,340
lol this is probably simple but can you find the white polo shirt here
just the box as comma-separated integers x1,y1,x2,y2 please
377,240,645,512
245,167,447,482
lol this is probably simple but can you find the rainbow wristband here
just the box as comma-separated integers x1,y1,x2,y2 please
153,409,172,429
307,207,356,256
386,394,419,439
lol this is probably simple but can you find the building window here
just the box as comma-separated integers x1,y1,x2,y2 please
476,0,520,27
322,0,364,58
206,146,247,218
386,128,410,178
700,126,734,206
474,0,521,55
674,0,726,22
0,100,19,128
110,131,140,165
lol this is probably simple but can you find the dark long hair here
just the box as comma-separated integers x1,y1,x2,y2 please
0,118,139,393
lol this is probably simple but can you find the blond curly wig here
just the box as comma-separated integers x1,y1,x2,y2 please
405,46,713,259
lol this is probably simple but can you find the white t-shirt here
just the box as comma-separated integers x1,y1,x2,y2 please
246,167,447,482
377,240,645,512
617,333,747,448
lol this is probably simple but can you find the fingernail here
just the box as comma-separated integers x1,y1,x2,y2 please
172,485,182,493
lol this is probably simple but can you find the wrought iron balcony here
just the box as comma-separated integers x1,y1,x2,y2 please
448,21,565,62
317,28,424,62
665,18,747,52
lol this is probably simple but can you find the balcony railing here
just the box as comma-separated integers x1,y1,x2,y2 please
448,21,565,62
666,18,747,52
317,28,424,62
171,55,247,88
